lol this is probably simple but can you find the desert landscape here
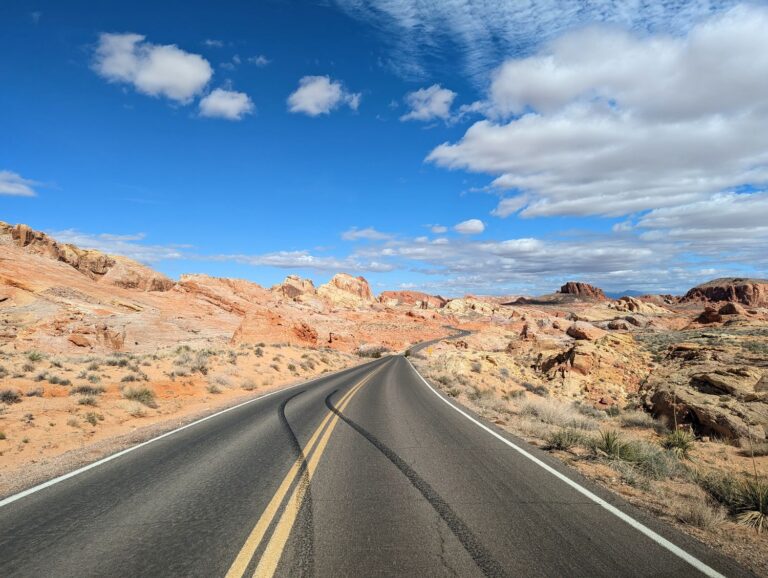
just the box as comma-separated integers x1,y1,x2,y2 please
2,221,767,573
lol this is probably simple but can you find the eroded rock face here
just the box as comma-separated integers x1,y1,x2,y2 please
683,277,768,307
609,296,669,316
696,306,723,324
379,290,446,309
559,281,607,301
272,275,316,300
1,222,174,292
317,273,374,308
642,343,768,443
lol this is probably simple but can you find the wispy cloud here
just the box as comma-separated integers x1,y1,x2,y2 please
341,227,393,241
0,170,39,197
49,229,187,263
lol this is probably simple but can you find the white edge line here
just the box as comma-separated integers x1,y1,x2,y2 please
0,359,378,509
406,358,725,578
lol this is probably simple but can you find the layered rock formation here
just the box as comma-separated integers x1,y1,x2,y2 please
0,222,174,292
683,278,768,307
271,275,316,301
558,281,607,301
379,290,446,309
317,273,374,308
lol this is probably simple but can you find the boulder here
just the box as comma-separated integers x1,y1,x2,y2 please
718,302,747,315
696,306,722,324
68,334,92,348
566,321,607,341
691,367,763,398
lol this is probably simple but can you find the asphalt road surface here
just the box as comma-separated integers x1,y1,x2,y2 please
0,354,752,577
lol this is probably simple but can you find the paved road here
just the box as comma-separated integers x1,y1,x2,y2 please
0,355,751,577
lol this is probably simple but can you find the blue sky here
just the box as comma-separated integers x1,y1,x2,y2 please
2,1,767,296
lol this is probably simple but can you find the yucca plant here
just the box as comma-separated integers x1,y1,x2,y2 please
662,429,695,459
736,477,768,533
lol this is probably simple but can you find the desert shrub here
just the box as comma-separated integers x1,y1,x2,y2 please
662,429,695,459
25,387,44,397
27,351,43,362
700,473,768,531
87,373,101,384
190,351,209,375
0,365,7,378
227,351,237,365
206,383,222,394
21,362,35,373
241,379,257,391
126,403,146,418
50,359,63,368
254,347,264,357
676,501,726,530
574,402,606,419
471,362,482,373
270,364,280,371
78,396,98,406
435,374,453,386
106,356,129,367
545,429,583,451
522,382,549,397
121,373,139,383
499,367,510,379
593,430,636,461
34,372,48,382
521,398,596,430
121,386,157,408
605,405,621,417
447,387,462,397
87,362,100,371
357,345,389,358
83,411,103,426
71,385,105,396
287,363,297,372
0,431,5,440
0,389,22,404
67,417,80,428
619,410,657,429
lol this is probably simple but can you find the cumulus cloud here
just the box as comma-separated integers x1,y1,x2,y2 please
287,75,361,116
427,5,768,218
400,84,456,122
429,224,448,234
341,227,393,241
199,88,254,120
454,219,485,235
93,32,213,103
0,170,39,197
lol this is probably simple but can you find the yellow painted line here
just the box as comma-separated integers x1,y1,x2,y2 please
252,370,371,578
225,364,385,578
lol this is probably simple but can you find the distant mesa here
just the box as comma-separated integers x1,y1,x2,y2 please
682,277,768,307
558,281,607,301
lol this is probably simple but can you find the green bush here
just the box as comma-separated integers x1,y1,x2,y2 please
0,389,22,404
71,385,105,396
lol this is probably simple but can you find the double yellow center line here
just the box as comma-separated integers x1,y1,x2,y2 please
226,363,385,578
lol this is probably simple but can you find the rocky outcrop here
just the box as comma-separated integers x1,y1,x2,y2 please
642,343,768,444
0,222,174,292
609,296,669,316
271,275,316,300
317,273,374,308
566,321,607,341
558,281,607,301
696,306,723,324
379,290,446,310
682,277,768,307
443,297,499,317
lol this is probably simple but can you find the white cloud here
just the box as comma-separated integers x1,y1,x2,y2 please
203,39,224,47
93,32,213,103
429,224,447,234
454,219,485,235
341,227,393,241
332,0,736,81
287,75,361,116
50,229,185,263
0,170,39,197
248,55,270,66
223,251,394,273
427,5,768,218
400,84,456,122
199,88,254,120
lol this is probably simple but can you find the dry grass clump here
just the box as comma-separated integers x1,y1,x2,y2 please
520,398,599,431
121,386,157,408
676,500,727,530
0,389,22,404
700,472,768,532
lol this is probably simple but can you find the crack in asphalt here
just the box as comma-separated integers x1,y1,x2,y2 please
325,391,509,578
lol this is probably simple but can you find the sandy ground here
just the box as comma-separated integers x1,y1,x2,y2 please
0,343,358,496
